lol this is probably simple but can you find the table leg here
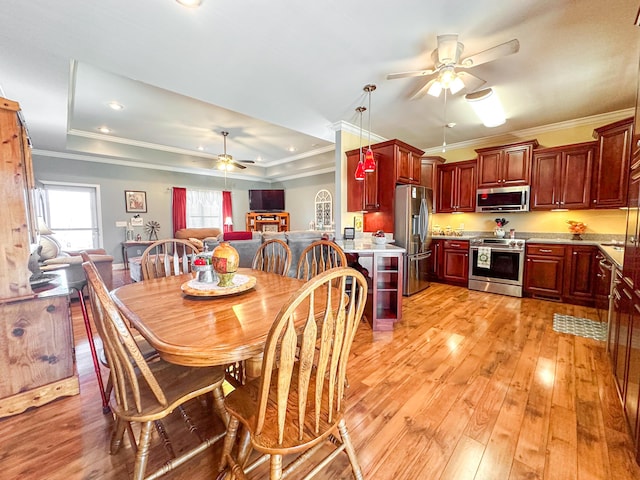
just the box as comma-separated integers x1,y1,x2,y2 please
244,354,263,381
123,244,129,270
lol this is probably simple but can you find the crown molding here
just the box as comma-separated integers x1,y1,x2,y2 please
31,148,271,183
333,120,387,144
421,108,635,155
270,166,335,182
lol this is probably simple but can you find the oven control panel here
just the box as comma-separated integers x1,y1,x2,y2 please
470,238,525,251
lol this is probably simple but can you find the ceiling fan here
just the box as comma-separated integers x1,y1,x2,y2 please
386,34,520,99
215,131,256,170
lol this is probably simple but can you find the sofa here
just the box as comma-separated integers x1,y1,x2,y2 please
174,227,222,252
38,235,114,290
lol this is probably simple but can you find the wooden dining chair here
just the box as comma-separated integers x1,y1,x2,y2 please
251,238,292,276
218,266,368,480
296,239,347,281
82,259,229,480
140,238,198,280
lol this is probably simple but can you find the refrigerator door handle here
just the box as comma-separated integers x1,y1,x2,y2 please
419,198,428,244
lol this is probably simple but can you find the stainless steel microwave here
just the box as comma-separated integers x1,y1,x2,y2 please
476,185,530,213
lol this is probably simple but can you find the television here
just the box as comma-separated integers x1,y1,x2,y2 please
249,189,285,212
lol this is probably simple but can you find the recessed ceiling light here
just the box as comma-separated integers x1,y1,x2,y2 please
108,101,124,111
98,126,111,134
287,146,296,152
176,0,203,7
197,146,204,151
256,156,263,162
446,122,456,128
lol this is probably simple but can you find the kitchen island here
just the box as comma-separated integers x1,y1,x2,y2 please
336,240,405,331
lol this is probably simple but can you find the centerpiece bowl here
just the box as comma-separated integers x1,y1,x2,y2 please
212,242,240,287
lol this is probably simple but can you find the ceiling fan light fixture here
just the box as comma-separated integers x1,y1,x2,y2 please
427,81,443,97
176,0,203,8
465,88,506,127
449,76,465,95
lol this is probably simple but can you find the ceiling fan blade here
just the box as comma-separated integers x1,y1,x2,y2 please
457,71,486,93
387,68,436,80
460,39,520,68
436,34,463,65
230,161,247,170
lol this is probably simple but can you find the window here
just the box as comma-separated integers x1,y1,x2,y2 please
41,182,102,250
186,189,223,228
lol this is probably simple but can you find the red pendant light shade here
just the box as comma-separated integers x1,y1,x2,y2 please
363,148,375,172
354,105,367,181
354,158,366,181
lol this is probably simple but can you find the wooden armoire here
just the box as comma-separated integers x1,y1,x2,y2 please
0,97,79,417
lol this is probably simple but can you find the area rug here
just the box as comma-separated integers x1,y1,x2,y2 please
552,313,607,341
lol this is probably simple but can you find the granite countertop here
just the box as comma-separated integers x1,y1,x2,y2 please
335,239,406,254
516,237,625,268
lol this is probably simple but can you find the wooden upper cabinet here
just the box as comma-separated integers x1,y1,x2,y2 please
531,142,595,211
346,148,378,212
395,143,422,184
436,160,476,213
475,140,538,188
592,117,633,209
420,156,445,212
370,139,424,185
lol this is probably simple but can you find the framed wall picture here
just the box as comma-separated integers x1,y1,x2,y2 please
125,190,147,213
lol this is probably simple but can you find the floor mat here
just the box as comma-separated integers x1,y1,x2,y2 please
552,313,607,341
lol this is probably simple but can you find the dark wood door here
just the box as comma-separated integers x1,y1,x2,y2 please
592,118,632,209
346,150,364,212
477,150,502,187
396,146,412,184
456,161,476,212
442,249,468,285
346,149,378,212
437,164,456,213
524,255,564,298
615,283,633,405
564,246,597,304
625,294,640,441
531,152,560,210
428,240,442,280
560,146,593,209
502,144,531,186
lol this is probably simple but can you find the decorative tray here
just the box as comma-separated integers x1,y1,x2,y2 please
181,274,256,297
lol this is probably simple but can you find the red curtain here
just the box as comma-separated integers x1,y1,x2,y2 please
172,187,187,236
222,190,233,233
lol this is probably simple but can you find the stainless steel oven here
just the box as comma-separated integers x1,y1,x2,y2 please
468,237,526,297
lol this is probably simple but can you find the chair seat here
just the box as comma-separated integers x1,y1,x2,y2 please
114,360,226,423
224,364,343,453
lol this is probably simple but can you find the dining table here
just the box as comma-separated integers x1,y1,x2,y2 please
111,268,310,377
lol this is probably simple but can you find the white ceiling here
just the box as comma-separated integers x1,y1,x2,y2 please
1,0,639,182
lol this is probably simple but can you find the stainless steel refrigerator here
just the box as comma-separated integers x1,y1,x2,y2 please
394,185,433,296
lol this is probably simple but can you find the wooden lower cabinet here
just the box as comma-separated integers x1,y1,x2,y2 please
524,243,596,305
428,239,443,280
0,290,79,417
609,276,640,452
350,250,403,332
564,245,598,305
524,244,566,300
441,240,469,286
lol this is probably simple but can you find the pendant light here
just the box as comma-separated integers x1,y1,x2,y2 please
354,106,366,181
363,84,376,172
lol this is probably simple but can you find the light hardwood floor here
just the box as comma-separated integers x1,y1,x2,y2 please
1,275,640,480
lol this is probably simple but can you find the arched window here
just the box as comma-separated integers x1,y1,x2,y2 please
314,189,333,230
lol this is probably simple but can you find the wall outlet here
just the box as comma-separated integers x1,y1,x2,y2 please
115,221,128,227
